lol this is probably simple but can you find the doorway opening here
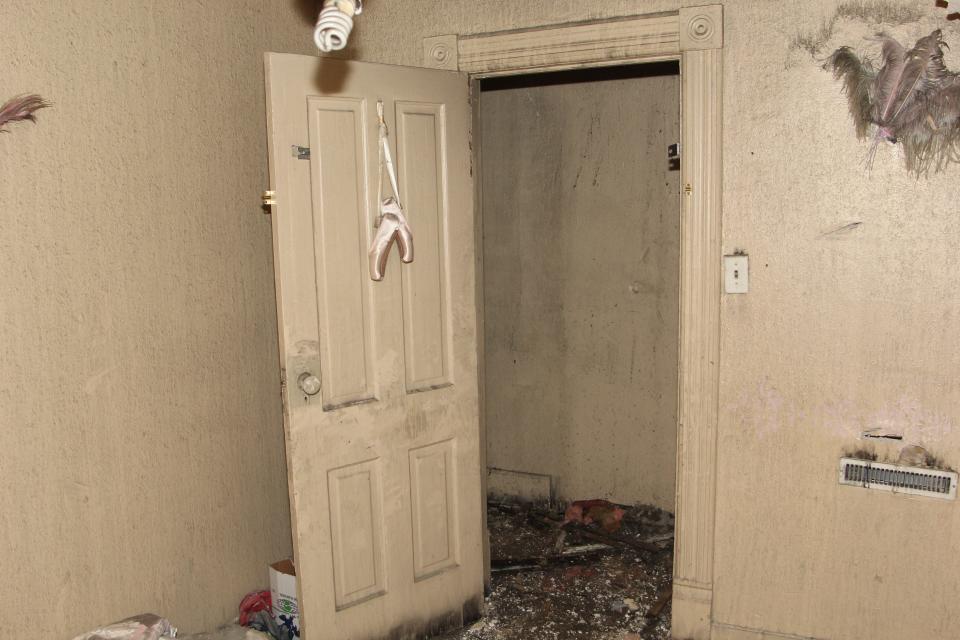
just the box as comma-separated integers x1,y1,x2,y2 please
467,61,681,639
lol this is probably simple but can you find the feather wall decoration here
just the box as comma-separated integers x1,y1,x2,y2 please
0,94,50,133
825,29,960,175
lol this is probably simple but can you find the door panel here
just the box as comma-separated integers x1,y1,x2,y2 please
409,439,458,580
305,96,376,408
396,102,453,392
327,458,386,609
264,54,482,640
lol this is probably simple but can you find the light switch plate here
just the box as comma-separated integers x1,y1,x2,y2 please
724,254,749,294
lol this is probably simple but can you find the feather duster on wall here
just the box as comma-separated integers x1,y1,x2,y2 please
825,29,960,175
0,94,49,133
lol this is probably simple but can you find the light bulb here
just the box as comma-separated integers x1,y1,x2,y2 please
314,0,361,52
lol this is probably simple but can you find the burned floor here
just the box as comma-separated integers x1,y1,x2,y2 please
438,501,674,640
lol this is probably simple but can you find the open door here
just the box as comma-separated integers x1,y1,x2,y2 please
263,54,483,640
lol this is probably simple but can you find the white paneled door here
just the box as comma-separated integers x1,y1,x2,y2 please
264,55,483,640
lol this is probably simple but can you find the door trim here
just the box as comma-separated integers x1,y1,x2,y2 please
424,8,723,639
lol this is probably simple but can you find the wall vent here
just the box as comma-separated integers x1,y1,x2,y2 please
839,458,957,500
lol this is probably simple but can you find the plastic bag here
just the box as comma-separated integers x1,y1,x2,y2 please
71,614,177,640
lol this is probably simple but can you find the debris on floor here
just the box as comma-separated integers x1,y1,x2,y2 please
235,589,295,640
71,614,177,640
179,625,271,640
562,499,626,533
438,501,674,640
76,501,671,640
239,591,272,627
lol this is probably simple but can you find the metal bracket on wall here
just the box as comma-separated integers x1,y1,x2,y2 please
292,145,311,160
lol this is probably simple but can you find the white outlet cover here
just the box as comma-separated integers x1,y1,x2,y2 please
724,255,749,294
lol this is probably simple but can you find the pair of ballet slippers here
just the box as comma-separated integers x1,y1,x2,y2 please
369,196,413,281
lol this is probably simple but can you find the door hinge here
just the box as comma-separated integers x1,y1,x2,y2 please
261,190,276,212
668,143,681,171
292,145,311,160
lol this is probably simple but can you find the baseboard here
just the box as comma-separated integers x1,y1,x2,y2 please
671,582,712,640
486,467,553,503
711,621,822,640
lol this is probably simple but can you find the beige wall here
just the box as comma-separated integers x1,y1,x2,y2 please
349,1,960,638
0,2,314,636
480,71,680,510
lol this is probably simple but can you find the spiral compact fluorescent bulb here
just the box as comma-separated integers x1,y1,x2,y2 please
314,0,361,52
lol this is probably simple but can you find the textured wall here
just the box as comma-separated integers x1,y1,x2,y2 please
349,1,960,638
0,2,313,636
715,3,960,639
480,69,680,509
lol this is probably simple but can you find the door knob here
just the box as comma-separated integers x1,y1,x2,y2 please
298,372,321,396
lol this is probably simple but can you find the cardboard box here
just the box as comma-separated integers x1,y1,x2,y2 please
269,559,300,638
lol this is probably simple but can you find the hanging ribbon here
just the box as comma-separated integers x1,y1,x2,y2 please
369,100,414,281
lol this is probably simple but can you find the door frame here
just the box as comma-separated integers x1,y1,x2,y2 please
421,8,723,639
